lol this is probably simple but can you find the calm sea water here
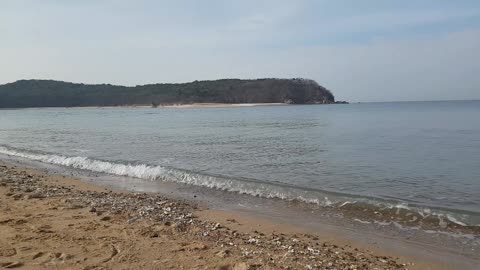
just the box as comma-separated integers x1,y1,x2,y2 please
1,101,479,225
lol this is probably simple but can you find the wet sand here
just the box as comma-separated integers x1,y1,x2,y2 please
0,160,466,269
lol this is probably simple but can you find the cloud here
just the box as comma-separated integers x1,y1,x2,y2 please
322,9,480,33
0,1,479,101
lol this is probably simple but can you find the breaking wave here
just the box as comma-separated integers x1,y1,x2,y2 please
1,145,479,234
0,145,334,205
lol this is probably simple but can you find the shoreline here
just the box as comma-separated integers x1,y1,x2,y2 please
2,103,291,110
0,145,477,236
0,159,473,269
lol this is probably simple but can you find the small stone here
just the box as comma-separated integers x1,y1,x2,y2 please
217,265,230,270
188,243,208,251
29,192,45,199
233,262,248,270
100,216,111,221
247,238,258,244
216,249,231,258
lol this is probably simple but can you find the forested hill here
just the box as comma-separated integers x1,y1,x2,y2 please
0,78,335,108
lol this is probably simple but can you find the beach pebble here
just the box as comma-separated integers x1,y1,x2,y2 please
216,249,231,258
29,192,45,199
12,194,23,200
100,216,111,221
212,223,221,230
232,262,248,270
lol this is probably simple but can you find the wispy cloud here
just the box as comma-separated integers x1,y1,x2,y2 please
319,9,479,34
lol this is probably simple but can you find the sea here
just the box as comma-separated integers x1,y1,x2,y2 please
1,101,479,247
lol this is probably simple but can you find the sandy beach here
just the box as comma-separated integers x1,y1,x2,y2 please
0,160,427,270
159,103,288,108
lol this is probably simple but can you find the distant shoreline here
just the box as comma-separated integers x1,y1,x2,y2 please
3,103,293,110
158,102,288,108
0,78,336,108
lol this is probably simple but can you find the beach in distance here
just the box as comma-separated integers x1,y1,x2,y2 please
0,79,335,108
13,102,289,110
0,101,479,269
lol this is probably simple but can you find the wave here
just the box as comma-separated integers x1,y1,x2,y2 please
0,145,334,205
1,145,479,233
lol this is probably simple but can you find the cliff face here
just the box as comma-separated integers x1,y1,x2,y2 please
0,78,335,108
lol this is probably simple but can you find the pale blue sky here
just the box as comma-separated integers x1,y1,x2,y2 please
1,0,479,102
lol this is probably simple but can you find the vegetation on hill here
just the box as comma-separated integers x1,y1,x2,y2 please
0,78,335,108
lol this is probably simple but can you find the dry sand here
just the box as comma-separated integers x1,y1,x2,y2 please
158,103,287,108
0,161,451,269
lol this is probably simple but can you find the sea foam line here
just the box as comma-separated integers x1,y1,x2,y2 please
0,146,334,206
1,146,477,229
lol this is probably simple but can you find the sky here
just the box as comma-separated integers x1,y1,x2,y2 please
1,0,479,102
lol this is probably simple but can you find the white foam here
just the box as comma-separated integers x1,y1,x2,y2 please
0,146,329,206
373,221,392,226
373,220,475,240
423,229,476,240
354,218,371,224
1,146,477,230
395,203,410,210
324,196,333,206
446,214,467,226
418,208,432,218
339,201,356,207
